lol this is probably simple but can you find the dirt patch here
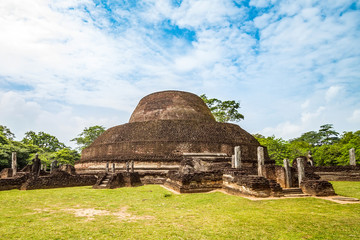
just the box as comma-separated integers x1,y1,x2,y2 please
33,206,154,221
63,206,154,221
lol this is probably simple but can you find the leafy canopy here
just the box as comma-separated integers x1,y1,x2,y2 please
71,125,106,151
290,124,339,146
22,131,66,152
0,126,80,170
200,94,244,123
255,125,359,166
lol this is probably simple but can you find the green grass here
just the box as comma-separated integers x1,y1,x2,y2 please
0,182,359,239
330,181,360,199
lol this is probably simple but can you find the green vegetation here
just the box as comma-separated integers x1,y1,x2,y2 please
71,125,106,151
254,124,360,166
331,181,360,199
0,126,80,170
200,94,244,122
0,183,359,239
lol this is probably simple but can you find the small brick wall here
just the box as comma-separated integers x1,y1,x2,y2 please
165,171,223,193
0,174,29,191
20,171,97,190
308,166,360,181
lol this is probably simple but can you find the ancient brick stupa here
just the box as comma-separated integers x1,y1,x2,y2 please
75,90,270,182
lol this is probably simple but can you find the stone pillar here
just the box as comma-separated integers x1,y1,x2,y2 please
231,155,235,168
131,160,134,173
283,158,292,188
234,146,241,169
350,148,356,166
106,162,109,173
126,161,130,172
112,163,116,173
11,152,17,176
257,146,265,176
297,158,305,186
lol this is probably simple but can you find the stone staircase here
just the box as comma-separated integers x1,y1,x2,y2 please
282,188,310,197
98,174,111,188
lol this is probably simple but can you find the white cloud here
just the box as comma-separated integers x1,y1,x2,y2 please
325,85,343,102
348,109,360,124
172,0,242,28
0,0,359,146
301,106,325,123
249,0,270,8
0,91,125,147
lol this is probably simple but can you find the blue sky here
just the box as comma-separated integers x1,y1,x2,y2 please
0,0,359,147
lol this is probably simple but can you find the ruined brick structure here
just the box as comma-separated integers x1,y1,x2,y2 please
0,90,339,197
75,90,271,183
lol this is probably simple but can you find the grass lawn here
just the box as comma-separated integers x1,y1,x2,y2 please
0,182,359,240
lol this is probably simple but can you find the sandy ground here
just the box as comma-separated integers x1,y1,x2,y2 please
34,206,155,221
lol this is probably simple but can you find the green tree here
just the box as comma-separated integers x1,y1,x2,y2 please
0,126,39,170
71,125,106,151
0,125,15,140
51,148,80,165
200,94,244,122
318,124,339,145
335,131,360,165
312,144,342,166
254,134,291,165
290,131,322,146
291,124,339,146
22,131,66,152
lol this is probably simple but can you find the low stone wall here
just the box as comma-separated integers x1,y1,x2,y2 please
222,170,282,197
0,168,13,179
138,172,168,184
164,171,223,193
0,174,29,191
309,166,360,181
20,171,97,190
300,180,336,196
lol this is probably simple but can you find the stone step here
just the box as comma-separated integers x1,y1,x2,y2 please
99,184,107,187
283,188,303,194
283,194,310,198
102,180,109,183
332,197,359,202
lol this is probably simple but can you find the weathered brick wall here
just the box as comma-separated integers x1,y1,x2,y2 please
20,171,96,190
165,171,223,193
223,173,272,197
308,166,360,181
300,180,335,196
0,168,13,179
80,120,261,162
0,174,28,191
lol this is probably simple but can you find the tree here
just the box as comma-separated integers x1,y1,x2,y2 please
71,125,106,151
290,131,322,146
22,131,66,152
256,125,358,167
0,125,15,140
51,148,80,165
318,124,339,145
290,124,339,146
0,126,39,170
254,134,291,165
200,94,244,122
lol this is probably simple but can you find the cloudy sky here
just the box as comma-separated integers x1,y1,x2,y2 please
0,0,359,147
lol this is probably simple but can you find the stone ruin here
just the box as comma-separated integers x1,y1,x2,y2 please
74,90,336,197
75,91,272,182
0,154,96,191
0,90,353,197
